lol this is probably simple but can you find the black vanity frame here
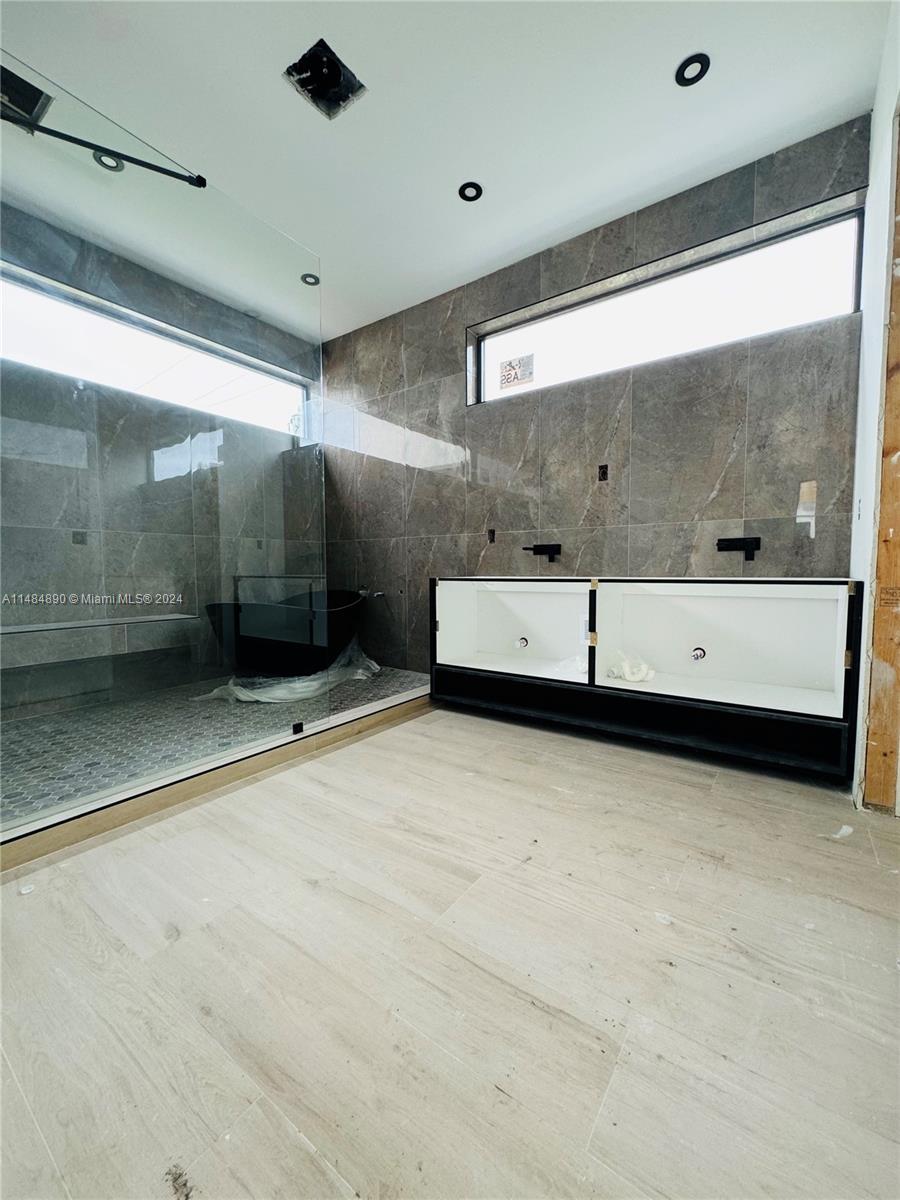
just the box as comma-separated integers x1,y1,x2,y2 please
429,577,864,783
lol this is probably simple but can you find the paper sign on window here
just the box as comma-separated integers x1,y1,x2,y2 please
499,354,534,389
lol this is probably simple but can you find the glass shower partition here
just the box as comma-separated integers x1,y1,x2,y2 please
0,52,331,836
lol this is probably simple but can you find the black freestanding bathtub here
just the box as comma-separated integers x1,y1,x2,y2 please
206,589,364,677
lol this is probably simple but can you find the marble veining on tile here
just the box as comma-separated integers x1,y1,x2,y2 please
630,343,748,526
753,115,870,224
465,396,540,533
540,214,635,299
745,314,860,521
539,370,631,530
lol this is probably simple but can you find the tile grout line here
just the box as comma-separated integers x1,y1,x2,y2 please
583,1024,631,1154
2,1046,74,1200
867,827,882,867
181,1092,359,1200
430,872,485,929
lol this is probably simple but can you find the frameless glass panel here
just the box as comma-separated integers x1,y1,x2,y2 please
435,579,591,683
480,217,859,402
0,53,330,836
593,581,849,717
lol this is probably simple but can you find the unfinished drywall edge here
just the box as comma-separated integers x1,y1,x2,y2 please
851,3,900,813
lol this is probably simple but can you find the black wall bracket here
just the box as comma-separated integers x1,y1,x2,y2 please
522,543,562,563
716,536,762,562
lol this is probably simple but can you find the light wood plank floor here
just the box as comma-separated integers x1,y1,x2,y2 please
3,708,899,1200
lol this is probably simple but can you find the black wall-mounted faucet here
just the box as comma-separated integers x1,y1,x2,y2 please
523,543,562,563
716,536,762,562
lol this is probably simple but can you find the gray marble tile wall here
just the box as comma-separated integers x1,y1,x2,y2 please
321,116,868,672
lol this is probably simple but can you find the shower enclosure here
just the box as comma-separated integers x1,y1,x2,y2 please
0,55,426,839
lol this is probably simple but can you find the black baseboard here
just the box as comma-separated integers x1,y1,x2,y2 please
431,665,855,782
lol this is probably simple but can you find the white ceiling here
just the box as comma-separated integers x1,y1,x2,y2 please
0,1,890,341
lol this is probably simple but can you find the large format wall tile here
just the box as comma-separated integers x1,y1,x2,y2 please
630,343,748,526
538,525,629,577
539,371,631,529
465,396,540,533
465,256,541,326
324,540,358,592
191,414,266,540
262,433,301,543
754,115,870,224
255,320,320,380
628,519,745,577
353,314,403,402
282,443,325,543
405,376,467,537
0,204,82,284
324,446,359,542
76,243,188,329
355,394,407,541
1,657,114,715
402,287,466,388
98,390,193,535
322,333,358,408
634,165,755,264
0,362,100,532
742,514,851,577
406,534,467,671
405,461,466,537
357,538,407,667
0,527,104,626
540,214,635,298
465,531,538,576
406,374,467,444
102,530,197,618
745,314,860,521
195,535,268,601
0,624,125,668
180,286,259,360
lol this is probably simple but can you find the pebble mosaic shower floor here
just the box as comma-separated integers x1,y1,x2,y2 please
0,667,428,830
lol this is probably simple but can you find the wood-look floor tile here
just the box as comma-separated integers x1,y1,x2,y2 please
178,1096,356,1199
4,708,898,1200
235,870,627,1148
436,863,900,1141
1,874,259,1199
588,1018,900,1199
146,904,630,1198
1,1054,69,1200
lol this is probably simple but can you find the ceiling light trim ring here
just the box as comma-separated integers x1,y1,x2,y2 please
93,149,124,172
675,52,710,87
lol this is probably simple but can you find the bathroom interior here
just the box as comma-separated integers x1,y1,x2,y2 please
1,3,899,1199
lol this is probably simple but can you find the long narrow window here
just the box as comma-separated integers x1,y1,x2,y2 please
478,216,860,403
0,276,308,435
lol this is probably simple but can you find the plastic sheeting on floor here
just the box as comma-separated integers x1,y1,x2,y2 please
195,638,380,703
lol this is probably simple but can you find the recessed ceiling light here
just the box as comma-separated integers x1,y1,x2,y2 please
675,53,710,87
458,181,483,202
92,150,124,172
301,273,320,286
